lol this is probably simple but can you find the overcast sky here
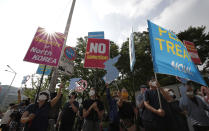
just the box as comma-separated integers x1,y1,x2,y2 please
0,0,209,88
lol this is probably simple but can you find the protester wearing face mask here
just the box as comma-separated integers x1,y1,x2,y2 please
20,83,63,131
135,85,148,131
142,78,171,131
57,92,79,131
117,88,136,131
179,81,209,131
166,89,189,131
82,88,104,131
105,83,120,131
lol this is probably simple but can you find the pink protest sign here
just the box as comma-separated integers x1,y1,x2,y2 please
24,27,65,66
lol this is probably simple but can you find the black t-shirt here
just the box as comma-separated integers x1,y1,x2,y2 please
142,89,169,122
61,101,79,125
118,101,135,120
168,101,189,131
83,99,104,121
24,102,51,131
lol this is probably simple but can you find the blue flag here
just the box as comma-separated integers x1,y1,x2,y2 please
148,20,207,86
69,78,82,90
129,29,136,72
21,75,30,84
103,55,121,84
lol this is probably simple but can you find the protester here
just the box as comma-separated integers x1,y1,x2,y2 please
48,92,63,131
8,105,22,131
0,103,15,131
20,83,63,131
9,90,31,131
135,85,147,131
82,88,104,131
201,86,209,105
142,79,171,131
57,92,79,131
105,84,120,131
117,88,136,131
75,105,84,131
166,88,189,131
179,81,209,131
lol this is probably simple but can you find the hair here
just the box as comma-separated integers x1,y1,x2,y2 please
168,89,174,92
9,103,15,107
70,92,77,99
186,81,194,86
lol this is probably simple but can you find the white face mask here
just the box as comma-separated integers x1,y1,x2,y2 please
149,81,157,87
168,91,174,96
186,91,193,96
38,95,47,101
89,90,95,96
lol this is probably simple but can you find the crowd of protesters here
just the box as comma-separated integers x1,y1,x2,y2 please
0,79,209,131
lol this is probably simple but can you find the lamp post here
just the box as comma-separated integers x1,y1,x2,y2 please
6,65,17,89
1,65,17,108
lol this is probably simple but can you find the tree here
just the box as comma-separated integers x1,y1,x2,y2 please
177,26,209,85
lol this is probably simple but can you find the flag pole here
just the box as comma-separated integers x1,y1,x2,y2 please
35,65,46,103
154,73,162,109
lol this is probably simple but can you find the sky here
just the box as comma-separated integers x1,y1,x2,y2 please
0,0,209,88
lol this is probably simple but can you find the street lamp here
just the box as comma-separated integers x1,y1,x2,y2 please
1,65,17,108
5,65,17,89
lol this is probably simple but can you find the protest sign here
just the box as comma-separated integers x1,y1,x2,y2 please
24,27,65,66
59,54,74,75
84,38,110,69
69,78,87,92
88,31,104,39
36,64,52,75
183,40,202,65
64,46,76,61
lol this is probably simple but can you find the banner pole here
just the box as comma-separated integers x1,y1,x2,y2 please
132,71,135,102
35,65,46,103
154,73,162,109
95,69,98,92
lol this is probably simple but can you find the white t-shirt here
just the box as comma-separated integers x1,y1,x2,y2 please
0,109,13,124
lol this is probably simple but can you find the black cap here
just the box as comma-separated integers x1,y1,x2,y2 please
69,92,77,98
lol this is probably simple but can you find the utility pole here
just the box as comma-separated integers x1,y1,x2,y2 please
49,0,76,93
